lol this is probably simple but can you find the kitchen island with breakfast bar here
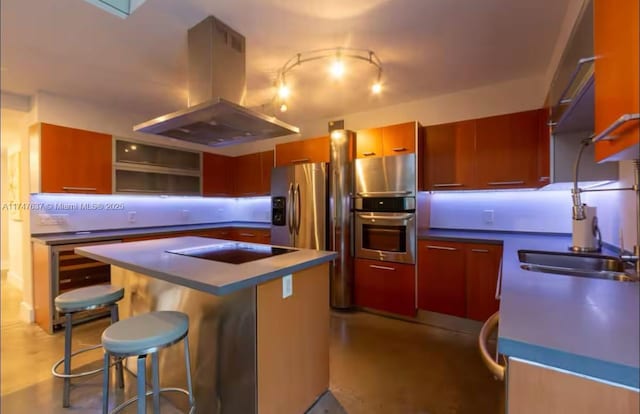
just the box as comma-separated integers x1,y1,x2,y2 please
76,236,337,414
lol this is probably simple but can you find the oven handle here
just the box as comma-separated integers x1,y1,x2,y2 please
357,213,414,221
356,191,412,197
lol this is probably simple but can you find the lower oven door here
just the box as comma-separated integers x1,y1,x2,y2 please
355,212,416,264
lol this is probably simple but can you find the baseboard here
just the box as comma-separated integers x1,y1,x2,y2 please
19,301,34,323
7,270,22,290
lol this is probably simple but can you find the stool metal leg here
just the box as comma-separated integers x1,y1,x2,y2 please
184,336,195,409
151,352,160,413
102,353,111,414
62,312,72,408
110,304,124,389
137,355,147,414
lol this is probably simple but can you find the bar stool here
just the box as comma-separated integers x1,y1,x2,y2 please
101,311,195,414
51,284,125,407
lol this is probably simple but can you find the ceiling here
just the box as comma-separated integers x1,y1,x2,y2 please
1,0,571,125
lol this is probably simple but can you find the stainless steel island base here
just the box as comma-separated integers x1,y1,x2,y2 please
111,266,257,414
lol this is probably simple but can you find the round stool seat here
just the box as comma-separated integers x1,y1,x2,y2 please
55,285,124,313
102,311,189,356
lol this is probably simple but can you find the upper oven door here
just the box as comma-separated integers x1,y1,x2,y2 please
355,212,416,264
354,153,416,198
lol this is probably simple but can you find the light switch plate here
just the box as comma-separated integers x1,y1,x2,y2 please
483,209,494,224
282,274,293,298
127,211,137,223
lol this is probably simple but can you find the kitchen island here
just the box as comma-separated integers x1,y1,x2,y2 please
76,236,337,414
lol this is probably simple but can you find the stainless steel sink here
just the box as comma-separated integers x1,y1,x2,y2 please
518,250,638,282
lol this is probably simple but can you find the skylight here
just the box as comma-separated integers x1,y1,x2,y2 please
84,0,147,18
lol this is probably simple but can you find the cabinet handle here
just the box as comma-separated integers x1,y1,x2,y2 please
487,181,524,186
539,176,550,182
239,233,255,237
471,249,489,253
426,245,457,251
291,158,310,163
591,113,640,143
433,183,463,188
62,186,97,191
554,56,596,108
60,278,72,284
369,264,396,271
362,152,376,157
495,258,503,300
392,147,407,152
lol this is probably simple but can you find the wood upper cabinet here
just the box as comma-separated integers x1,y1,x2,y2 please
355,122,417,159
465,243,502,321
34,123,112,194
202,153,235,196
537,109,551,185
418,239,503,320
354,258,416,317
234,152,262,196
275,136,330,166
594,0,639,162
422,120,476,190
417,240,466,317
355,128,383,158
382,122,416,156
204,150,273,197
475,110,542,189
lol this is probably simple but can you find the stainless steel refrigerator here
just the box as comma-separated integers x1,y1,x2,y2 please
271,163,328,250
270,130,354,309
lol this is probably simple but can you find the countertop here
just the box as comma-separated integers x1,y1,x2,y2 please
420,229,639,389
76,236,337,296
31,222,271,245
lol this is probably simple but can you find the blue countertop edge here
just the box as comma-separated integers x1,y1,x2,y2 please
499,337,640,390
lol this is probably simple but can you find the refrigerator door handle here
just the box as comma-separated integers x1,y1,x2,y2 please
287,182,294,236
294,183,301,234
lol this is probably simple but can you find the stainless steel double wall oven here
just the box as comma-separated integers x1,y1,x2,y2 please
353,153,417,264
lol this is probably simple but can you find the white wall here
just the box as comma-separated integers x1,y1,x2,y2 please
30,194,271,234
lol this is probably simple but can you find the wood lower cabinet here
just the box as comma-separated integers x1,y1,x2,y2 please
203,153,235,196
418,240,503,321
507,358,639,414
417,241,466,317
594,0,639,162
32,123,112,194
231,228,271,244
354,258,416,317
465,243,502,321
423,120,476,190
275,136,330,166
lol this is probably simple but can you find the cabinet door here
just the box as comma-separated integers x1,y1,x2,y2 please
594,0,639,162
417,240,466,317
423,120,476,190
355,128,383,158
199,228,233,240
39,123,112,194
475,110,541,189
537,109,551,185
234,153,262,196
275,136,329,166
354,258,416,317
202,153,235,196
465,243,502,321
382,122,416,156
260,150,274,195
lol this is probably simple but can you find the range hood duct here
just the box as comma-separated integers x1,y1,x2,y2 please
133,16,299,147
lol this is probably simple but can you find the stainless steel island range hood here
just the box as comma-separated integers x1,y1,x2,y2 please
134,16,299,147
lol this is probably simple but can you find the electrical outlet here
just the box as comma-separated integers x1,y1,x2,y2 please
282,274,293,298
483,209,494,224
39,214,68,225
127,211,137,223
181,210,190,220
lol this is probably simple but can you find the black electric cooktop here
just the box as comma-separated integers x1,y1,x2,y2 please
167,243,297,265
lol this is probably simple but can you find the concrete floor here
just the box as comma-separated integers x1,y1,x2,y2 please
1,278,503,413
